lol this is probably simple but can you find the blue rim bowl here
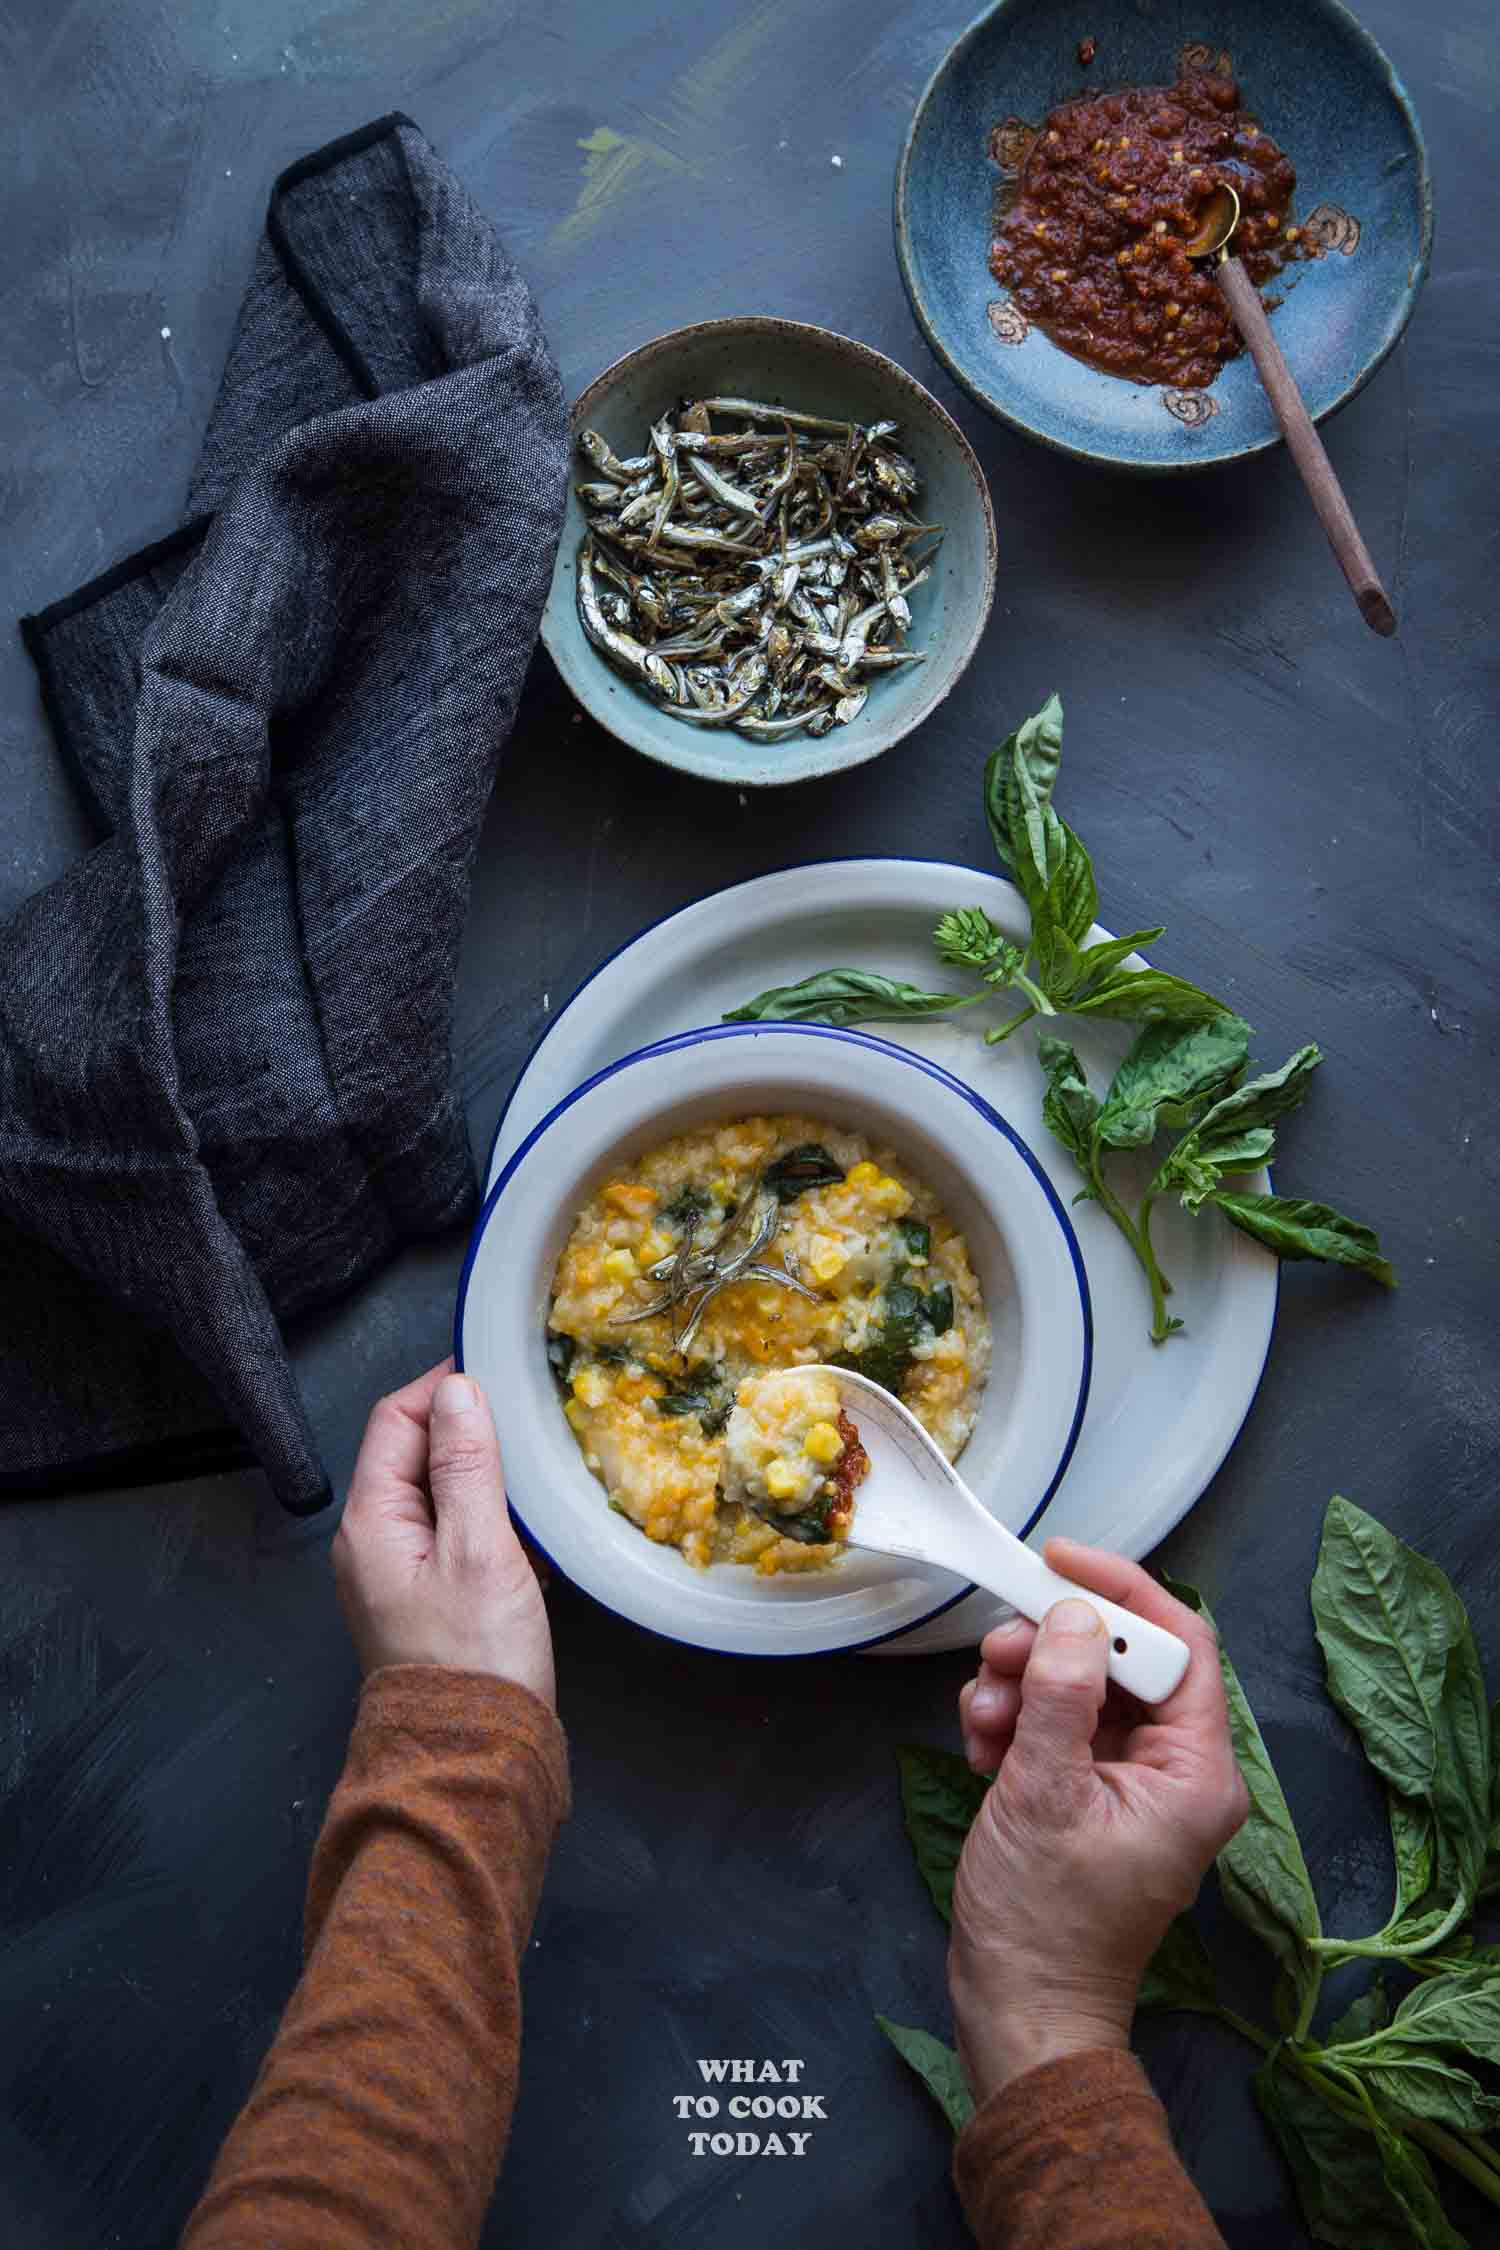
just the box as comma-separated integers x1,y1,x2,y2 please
455,1023,1092,1658
895,0,1432,471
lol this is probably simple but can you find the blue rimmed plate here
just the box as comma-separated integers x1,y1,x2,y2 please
895,0,1431,470
479,861,1278,1655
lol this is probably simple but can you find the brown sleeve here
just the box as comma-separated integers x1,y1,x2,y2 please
954,2049,1225,2250
181,1664,569,2250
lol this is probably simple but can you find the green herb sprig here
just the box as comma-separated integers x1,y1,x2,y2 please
725,693,1394,1341
878,1497,1500,2246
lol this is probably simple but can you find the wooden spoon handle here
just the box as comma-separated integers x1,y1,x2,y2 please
1215,255,1396,637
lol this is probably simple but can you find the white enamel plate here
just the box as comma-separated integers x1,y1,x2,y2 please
484,860,1277,1654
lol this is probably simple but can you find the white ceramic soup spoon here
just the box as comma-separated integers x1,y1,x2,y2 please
813,1366,1189,1703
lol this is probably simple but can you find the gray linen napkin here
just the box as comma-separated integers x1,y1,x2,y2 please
2,115,568,1513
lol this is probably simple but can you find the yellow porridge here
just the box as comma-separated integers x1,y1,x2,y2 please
547,1114,990,1572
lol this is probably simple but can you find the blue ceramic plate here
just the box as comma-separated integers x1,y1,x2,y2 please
895,0,1431,471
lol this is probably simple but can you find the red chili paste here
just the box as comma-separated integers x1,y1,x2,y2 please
989,67,1302,389
827,1408,869,1539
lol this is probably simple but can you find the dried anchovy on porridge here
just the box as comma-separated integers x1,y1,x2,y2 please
547,1115,990,1572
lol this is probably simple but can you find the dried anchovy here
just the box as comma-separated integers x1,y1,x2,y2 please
573,395,941,743
608,1194,813,1350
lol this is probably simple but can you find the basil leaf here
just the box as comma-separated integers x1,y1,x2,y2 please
762,1142,845,1203
1039,819,1099,952
1358,2055,1500,2135
1036,1036,1100,1168
1137,1914,1219,2015
1371,1967,1500,2070
1096,1017,1252,1152
1481,1704,1500,1900
724,970,984,1027
1026,824,1102,997
1312,1498,1490,1924
1153,1044,1321,1209
1030,912,1080,998
1212,1193,1396,1287
1069,967,1236,1027
933,906,1008,971
1189,1045,1324,1148
1386,1794,1440,1929
1164,1576,1323,2011
1162,1128,1277,1214
1373,2118,1468,2250
1057,926,1166,998
1327,1970,1500,2130
896,1743,988,1925
924,1281,954,1336
874,2018,975,2134
983,693,1064,889
545,1330,576,1384
899,1218,931,1262
1253,2060,1422,2250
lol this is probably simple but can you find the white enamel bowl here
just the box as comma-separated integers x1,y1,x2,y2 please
455,1024,1092,1657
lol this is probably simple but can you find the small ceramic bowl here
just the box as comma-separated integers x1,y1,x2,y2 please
895,0,1432,471
455,1024,1092,1658
540,317,997,787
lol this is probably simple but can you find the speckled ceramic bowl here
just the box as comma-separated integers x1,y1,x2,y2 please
540,318,997,787
895,0,1431,472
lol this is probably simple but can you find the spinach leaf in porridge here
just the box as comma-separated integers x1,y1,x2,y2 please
772,1493,836,1544
662,1184,713,1231
839,1282,926,1396
761,1142,846,1204
657,1368,732,1435
839,1270,957,1398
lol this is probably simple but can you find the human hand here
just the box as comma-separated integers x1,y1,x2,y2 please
332,1362,555,1708
947,1538,1246,2105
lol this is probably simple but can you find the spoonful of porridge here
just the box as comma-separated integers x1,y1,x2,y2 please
724,1365,1188,1702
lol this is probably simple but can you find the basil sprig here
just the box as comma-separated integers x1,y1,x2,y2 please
878,1498,1500,2247
1039,1021,1393,1342
726,693,1393,1340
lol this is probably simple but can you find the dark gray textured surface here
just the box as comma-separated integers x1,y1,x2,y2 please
1,3,1495,2245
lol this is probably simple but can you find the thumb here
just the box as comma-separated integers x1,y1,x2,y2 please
1007,1597,1109,1795
428,1372,506,1571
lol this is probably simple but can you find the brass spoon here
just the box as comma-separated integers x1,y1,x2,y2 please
1186,183,1396,637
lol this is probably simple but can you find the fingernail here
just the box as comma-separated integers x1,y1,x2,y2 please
434,1373,480,1418
971,1684,1006,1723
1042,1597,1102,1638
